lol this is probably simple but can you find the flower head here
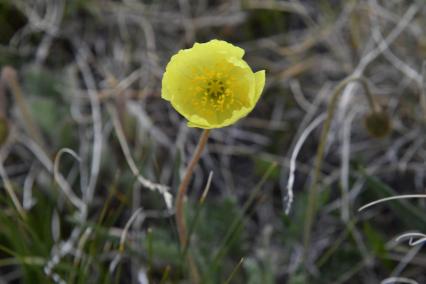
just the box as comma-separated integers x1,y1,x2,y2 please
162,40,265,129
364,110,392,138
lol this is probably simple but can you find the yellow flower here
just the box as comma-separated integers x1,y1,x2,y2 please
162,39,265,129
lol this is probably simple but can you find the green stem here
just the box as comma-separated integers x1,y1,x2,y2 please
303,76,379,263
224,258,244,284
212,162,277,269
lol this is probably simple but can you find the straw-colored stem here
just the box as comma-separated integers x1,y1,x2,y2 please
421,61,426,120
303,76,379,262
175,129,210,283
0,79,6,118
1,67,46,151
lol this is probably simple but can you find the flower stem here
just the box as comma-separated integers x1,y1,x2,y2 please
175,129,210,283
303,76,378,264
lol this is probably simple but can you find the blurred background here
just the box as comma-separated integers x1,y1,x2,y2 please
0,0,426,283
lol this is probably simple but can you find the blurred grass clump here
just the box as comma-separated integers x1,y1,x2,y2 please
0,0,426,283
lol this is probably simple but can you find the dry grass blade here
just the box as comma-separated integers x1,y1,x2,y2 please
108,105,171,208
381,277,418,284
358,194,426,212
285,113,326,214
53,148,85,212
0,153,26,220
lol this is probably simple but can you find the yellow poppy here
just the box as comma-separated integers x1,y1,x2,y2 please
162,39,265,129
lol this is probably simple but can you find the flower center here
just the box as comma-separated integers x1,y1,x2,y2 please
202,75,232,112
190,65,238,122
206,78,226,98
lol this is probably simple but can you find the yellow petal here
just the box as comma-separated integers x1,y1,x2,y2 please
221,107,251,128
253,70,266,103
194,39,245,58
187,114,210,129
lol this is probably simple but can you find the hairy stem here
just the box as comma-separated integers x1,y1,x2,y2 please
175,129,210,283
